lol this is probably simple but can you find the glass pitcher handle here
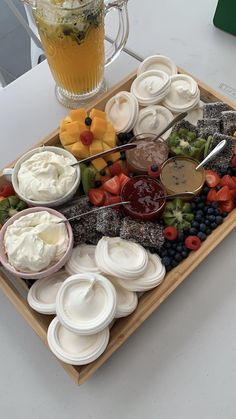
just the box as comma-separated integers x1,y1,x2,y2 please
104,0,129,67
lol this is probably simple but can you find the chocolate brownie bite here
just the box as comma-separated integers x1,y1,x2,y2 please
203,102,231,119
120,217,164,250
221,111,236,136
196,118,221,138
205,132,236,172
96,208,123,237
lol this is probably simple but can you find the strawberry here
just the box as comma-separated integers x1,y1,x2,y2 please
104,194,121,206
216,185,232,201
0,184,15,197
219,200,235,213
207,189,217,202
220,175,236,190
80,130,94,146
101,175,112,185
118,173,130,188
185,235,202,250
103,176,121,195
108,161,122,176
148,164,161,178
88,188,105,206
231,155,236,167
205,170,220,188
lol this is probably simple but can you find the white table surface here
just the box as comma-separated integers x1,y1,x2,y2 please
1,1,236,418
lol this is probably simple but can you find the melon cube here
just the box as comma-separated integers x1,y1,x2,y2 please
69,108,87,122
90,108,107,120
91,158,107,171
65,121,80,138
59,131,75,147
60,117,72,132
108,152,121,162
90,117,107,140
103,123,116,148
67,142,89,159
89,140,103,156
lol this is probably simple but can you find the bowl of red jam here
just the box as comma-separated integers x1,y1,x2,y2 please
121,176,166,221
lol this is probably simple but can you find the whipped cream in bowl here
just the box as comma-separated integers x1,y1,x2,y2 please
0,207,73,280
3,146,80,207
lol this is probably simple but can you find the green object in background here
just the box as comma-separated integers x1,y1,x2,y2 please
213,0,236,36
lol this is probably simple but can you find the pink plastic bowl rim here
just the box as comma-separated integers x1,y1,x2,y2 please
0,207,73,280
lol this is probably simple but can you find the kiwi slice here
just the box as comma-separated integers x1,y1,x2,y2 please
0,196,27,225
163,198,194,231
81,164,96,194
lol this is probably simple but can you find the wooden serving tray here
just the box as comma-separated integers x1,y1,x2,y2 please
0,69,236,385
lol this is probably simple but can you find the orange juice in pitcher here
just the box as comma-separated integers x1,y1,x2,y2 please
25,0,129,108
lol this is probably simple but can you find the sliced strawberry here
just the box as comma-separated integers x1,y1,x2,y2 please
216,185,232,201
108,161,122,176
88,188,105,206
100,175,112,185
207,189,217,202
231,155,236,167
230,188,236,199
205,170,220,188
219,200,235,213
0,184,15,197
103,175,121,195
104,195,121,206
220,175,236,190
232,176,236,186
118,173,130,188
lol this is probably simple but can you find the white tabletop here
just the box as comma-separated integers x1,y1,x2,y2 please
1,1,236,418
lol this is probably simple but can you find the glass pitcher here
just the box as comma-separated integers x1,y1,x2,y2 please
23,0,129,108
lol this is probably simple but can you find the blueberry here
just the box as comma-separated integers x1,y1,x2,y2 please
189,227,198,235
231,167,236,176
107,160,113,166
176,245,183,252
214,209,220,216
220,168,227,176
85,116,92,126
203,186,210,194
177,232,185,242
162,256,171,267
205,220,210,226
207,207,214,214
129,172,135,177
117,133,127,144
227,167,233,175
196,210,204,216
151,164,159,172
95,180,102,188
192,221,200,229
206,228,212,235
195,214,204,222
216,185,221,191
181,250,189,258
160,249,168,258
99,169,106,176
211,222,217,229
149,248,156,254
211,202,218,209
164,242,172,249
222,212,228,218
120,152,126,161
195,197,202,204
215,215,223,225
208,215,216,222
174,253,183,262
197,202,205,209
166,265,173,272
171,242,178,250
199,223,207,232
197,232,207,241
191,202,197,210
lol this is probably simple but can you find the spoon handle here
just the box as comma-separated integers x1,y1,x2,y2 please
72,143,137,166
157,112,188,139
60,201,130,223
154,191,195,201
195,140,226,170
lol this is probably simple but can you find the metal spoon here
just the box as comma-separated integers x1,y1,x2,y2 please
71,143,137,167
156,111,188,139
155,191,195,201
195,140,226,170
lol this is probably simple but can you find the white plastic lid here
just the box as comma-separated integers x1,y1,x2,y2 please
133,105,173,140
105,91,139,133
95,237,148,280
115,253,166,292
65,244,101,276
27,269,68,314
131,70,171,106
56,273,117,335
108,276,138,318
47,317,110,365
163,74,200,113
137,55,177,77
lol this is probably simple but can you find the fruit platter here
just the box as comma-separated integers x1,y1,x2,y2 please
0,55,236,385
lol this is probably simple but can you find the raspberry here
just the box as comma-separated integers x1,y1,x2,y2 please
163,226,178,241
185,235,201,250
